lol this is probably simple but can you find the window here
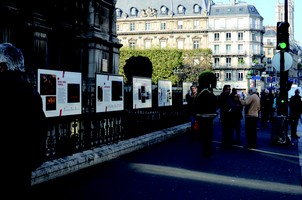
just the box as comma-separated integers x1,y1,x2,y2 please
160,6,168,15
226,72,232,80
177,40,184,49
238,72,243,80
160,40,167,49
226,44,231,54
193,20,199,29
116,9,122,18
226,58,231,67
130,22,135,31
193,40,199,49
160,22,166,30
215,72,220,80
252,33,256,41
267,58,272,64
238,32,243,41
178,5,185,14
129,42,136,49
226,33,231,41
145,22,150,30
238,44,243,54
193,4,200,13
238,57,244,65
214,45,219,54
145,40,151,49
178,21,183,29
116,24,119,31
214,58,220,66
130,7,137,16
214,33,219,41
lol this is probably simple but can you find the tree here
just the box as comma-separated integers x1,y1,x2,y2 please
119,47,213,85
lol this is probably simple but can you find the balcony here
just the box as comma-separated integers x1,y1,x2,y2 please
213,50,247,56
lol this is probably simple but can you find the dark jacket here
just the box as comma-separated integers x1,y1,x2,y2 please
194,88,218,115
218,92,236,121
289,94,302,119
0,71,47,172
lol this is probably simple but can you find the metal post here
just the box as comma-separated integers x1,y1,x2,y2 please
278,0,289,116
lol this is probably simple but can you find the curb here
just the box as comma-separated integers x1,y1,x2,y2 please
31,123,191,186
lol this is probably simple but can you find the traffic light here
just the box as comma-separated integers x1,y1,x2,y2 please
276,22,289,51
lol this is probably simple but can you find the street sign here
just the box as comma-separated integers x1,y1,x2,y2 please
251,76,261,80
272,52,293,71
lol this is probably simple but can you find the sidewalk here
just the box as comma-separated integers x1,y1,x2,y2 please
31,116,302,199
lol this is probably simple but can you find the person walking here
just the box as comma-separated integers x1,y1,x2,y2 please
289,88,302,139
240,87,261,149
0,43,47,198
230,88,243,145
218,84,236,148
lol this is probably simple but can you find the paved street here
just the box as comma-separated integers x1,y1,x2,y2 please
31,116,302,200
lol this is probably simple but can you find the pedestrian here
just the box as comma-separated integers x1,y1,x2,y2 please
185,83,198,139
194,72,218,156
218,84,236,148
230,88,243,145
240,87,261,149
289,88,301,139
0,43,47,198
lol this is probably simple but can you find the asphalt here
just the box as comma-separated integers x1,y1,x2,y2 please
31,116,302,200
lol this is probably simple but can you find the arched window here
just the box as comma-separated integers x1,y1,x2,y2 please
177,5,185,14
116,8,122,18
193,4,200,13
130,7,137,16
160,6,168,15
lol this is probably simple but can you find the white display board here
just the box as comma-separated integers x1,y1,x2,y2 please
38,69,82,117
132,76,152,109
96,73,124,112
183,82,193,105
158,80,172,107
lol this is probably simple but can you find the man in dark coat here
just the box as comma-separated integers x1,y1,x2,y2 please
0,43,47,198
194,71,218,156
289,89,301,139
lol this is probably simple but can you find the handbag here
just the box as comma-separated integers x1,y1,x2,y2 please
192,120,200,132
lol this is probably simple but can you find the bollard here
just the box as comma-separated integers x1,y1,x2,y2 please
271,115,289,145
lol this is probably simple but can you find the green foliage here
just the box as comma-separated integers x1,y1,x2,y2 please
119,47,213,85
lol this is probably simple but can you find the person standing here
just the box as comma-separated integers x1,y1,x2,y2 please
289,88,301,139
194,72,218,156
230,88,243,145
240,87,261,149
185,84,198,138
0,43,47,198
218,85,236,148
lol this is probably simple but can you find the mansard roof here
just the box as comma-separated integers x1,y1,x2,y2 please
209,1,262,19
116,0,212,18
116,0,262,19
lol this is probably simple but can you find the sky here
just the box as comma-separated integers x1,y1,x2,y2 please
219,0,302,44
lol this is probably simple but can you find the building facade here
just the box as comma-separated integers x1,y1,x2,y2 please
116,0,265,91
0,0,121,82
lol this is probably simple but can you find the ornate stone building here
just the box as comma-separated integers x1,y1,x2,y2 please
116,0,265,91
0,0,121,81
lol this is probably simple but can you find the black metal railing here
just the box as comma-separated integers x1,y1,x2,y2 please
43,86,189,161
